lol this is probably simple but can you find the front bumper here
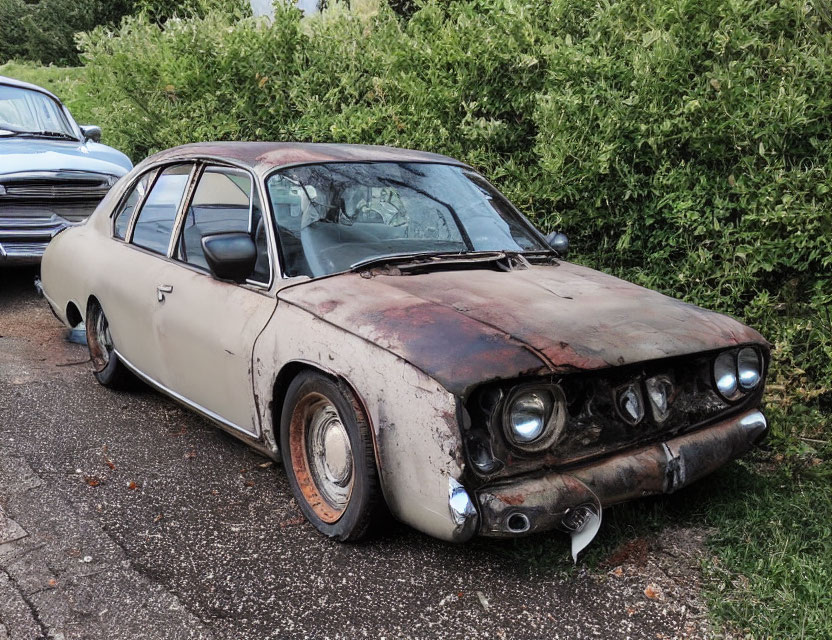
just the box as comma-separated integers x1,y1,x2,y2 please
475,408,767,538
0,216,76,265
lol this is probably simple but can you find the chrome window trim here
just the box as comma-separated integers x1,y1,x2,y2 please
112,167,159,241
164,163,199,257
110,154,282,293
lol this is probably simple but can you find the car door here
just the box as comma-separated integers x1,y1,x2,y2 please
151,164,277,436
101,163,195,380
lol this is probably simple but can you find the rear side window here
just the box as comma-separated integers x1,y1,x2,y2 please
177,166,270,284
113,170,154,240
131,164,192,255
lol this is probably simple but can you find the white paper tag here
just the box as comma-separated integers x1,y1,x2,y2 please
570,505,602,563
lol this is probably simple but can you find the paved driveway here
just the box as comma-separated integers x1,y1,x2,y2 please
0,267,711,639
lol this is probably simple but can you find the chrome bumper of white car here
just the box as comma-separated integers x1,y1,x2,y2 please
0,216,77,264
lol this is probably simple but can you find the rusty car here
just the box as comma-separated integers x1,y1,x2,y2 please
0,75,132,265
40,142,769,551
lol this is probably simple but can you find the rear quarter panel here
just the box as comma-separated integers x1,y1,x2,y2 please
41,225,98,326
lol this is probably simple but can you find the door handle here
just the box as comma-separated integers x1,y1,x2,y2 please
157,284,173,302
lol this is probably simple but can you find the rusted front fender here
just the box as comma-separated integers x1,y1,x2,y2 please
477,408,768,537
257,302,468,542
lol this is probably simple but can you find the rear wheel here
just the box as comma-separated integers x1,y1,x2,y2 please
85,300,133,389
280,371,379,541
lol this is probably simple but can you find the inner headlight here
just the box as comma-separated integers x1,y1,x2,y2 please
714,351,739,400
737,347,762,390
645,375,673,422
617,382,645,425
503,386,566,451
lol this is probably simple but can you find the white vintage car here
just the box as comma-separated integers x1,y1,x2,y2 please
0,75,132,264
41,142,769,551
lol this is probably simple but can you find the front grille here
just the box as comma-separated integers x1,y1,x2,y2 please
0,201,99,222
0,171,112,227
1,177,111,199
464,349,767,483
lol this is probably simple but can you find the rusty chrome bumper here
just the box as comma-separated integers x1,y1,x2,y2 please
475,408,768,538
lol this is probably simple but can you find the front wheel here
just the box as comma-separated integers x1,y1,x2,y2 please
280,371,380,541
85,300,133,389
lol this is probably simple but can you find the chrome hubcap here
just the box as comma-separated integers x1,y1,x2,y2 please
307,399,353,510
92,307,113,368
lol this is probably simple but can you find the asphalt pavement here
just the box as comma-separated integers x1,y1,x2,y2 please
0,267,712,639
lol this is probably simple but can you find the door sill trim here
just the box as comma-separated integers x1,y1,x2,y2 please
114,349,262,442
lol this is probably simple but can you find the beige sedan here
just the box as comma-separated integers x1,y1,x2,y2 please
41,142,770,551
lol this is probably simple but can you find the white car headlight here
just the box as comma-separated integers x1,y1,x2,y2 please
714,351,739,399
737,347,762,390
503,386,566,451
617,382,645,425
714,347,764,400
645,375,673,422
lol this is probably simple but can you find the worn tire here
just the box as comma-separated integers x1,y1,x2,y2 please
280,371,380,542
85,300,133,390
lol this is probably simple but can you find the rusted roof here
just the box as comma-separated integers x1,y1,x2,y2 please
145,142,468,174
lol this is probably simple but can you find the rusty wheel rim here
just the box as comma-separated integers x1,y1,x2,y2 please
289,392,353,523
89,306,113,371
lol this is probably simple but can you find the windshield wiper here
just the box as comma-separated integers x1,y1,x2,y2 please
0,128,77,141
350,251,507,272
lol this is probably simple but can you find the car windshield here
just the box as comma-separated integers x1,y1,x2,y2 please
0,85,76,138
267,162,549,278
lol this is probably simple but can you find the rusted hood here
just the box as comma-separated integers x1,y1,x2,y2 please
278,262,765,395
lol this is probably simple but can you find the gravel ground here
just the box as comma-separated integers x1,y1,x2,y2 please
1,267,714,639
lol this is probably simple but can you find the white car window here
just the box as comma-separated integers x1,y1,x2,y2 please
131,164,192,255
113,170,155,240
177,166,270,284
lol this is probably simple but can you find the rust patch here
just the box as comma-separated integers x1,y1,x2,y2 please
317,300,340,315
288,393,345,524
280,279,551,396
280,262,767,397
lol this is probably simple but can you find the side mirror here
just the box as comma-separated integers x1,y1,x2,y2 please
545,231,569,259
80,125,102,143
202,232,257,283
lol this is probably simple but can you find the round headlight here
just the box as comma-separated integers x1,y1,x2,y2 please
714,351,739,399
509,392,550,442
737,347,762,390
504,386,566,451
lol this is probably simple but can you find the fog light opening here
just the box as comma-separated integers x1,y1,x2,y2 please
506,512,530,534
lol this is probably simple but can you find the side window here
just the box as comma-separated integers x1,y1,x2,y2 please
268,174,309,277
113,170,155,240
131,164,192,255
177,167,270,284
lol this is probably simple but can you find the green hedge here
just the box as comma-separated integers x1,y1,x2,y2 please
79,0,831,451
0,0,138,65
0,0,216,65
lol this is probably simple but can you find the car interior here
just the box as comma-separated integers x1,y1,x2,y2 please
268,174,467,278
